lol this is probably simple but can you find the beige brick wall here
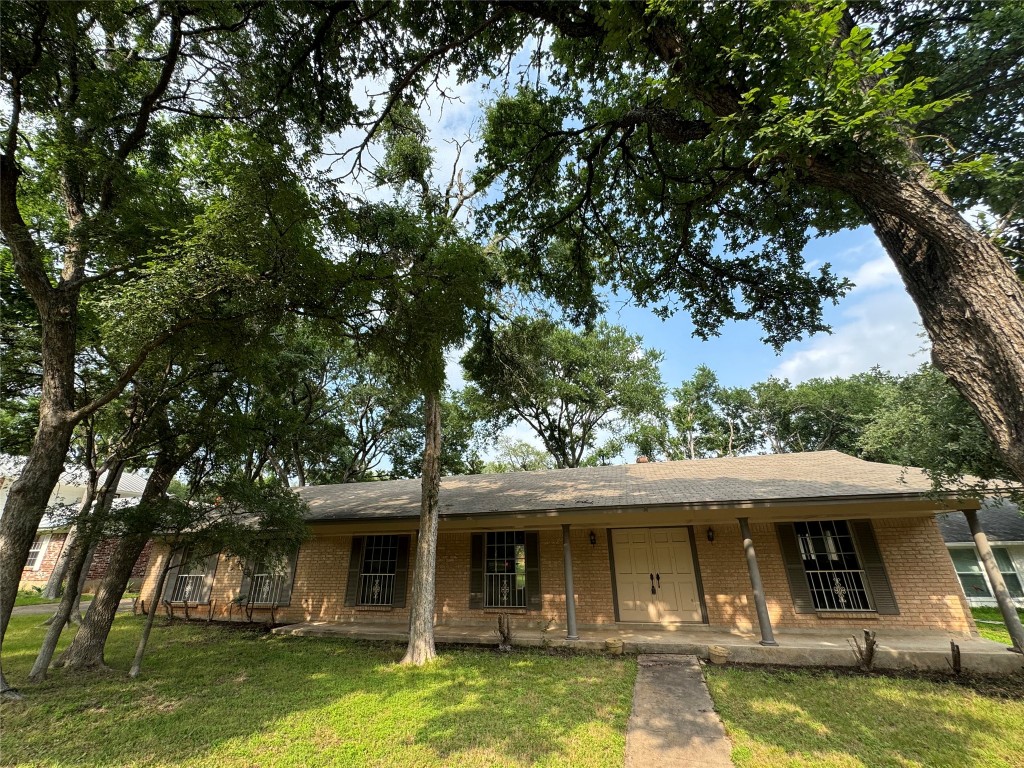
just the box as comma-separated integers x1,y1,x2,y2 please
137,515,975,636
694,516,976,636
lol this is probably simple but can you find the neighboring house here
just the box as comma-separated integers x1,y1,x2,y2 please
938,500,1024,608
1,455,152,590
138,451,988,640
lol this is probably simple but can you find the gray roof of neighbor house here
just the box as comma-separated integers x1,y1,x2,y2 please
937,500,1024,544
296,450,948,522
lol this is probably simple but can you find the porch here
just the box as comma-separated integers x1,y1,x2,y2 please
271,620,1024,675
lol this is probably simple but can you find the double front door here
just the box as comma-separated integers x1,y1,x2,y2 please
612,527,703,623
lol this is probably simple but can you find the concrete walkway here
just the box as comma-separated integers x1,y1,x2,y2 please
626,655,733,768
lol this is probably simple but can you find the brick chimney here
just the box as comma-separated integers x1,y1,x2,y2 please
635,455,650,463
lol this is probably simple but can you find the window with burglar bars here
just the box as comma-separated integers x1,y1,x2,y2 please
170,548,207,603
358,535,399,606
794,520,872,611
248,567,289,605
485,531,527,608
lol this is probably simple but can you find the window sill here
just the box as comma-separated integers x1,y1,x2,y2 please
482,608,529,615
813,611,879,619
355,605,394,612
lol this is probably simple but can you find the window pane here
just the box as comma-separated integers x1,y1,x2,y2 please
793,521,871,611
958,574,991,598
992,547,1016,573
950,549,983,574
1003,573,1024,599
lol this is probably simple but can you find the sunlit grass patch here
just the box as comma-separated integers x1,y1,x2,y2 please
1,615,634,767
706,665,1024,768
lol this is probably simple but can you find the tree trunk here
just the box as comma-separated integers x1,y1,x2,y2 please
838,163,1024,482
129,561,171,678
28,532,93,682
59,459,173,671
57,532,148,671
66,542,99,625
401,390,442,666
42,525,77,601
0,415,76,698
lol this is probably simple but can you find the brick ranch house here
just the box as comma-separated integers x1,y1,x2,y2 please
135,451,1015,643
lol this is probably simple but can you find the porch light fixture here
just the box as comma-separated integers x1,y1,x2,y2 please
707,527,715,543
589,530,597,547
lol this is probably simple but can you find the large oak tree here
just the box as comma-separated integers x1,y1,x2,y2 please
471,1,1024,484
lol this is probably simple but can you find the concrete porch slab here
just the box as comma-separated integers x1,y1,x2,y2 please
271,620,1024,675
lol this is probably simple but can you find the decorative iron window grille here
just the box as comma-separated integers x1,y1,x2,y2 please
484,531,527,608
794,520,872,611
358,535,399,606
171,573,206,602
249,571,289,605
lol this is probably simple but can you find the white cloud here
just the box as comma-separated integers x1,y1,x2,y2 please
847,255,902,292
773,287,927,381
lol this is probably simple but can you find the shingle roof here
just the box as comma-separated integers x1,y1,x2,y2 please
937,500,1024,544
297,450,945,522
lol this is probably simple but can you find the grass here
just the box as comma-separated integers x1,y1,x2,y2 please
705,665,1024,768
0,615,635,767
14,589,94,607
971,606,1024,646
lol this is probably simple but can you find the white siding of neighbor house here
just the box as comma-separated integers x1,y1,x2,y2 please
947,542,1024,608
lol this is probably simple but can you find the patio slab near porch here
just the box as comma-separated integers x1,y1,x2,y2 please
271,621,1024,675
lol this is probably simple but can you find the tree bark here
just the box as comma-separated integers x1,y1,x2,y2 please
28,533,93,682
58,458,175,671
832,163,1024,482
401,390,442,666
42,525,77,601
129,559,171,678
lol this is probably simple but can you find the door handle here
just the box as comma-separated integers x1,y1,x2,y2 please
650,573,656,595
656,573,661,589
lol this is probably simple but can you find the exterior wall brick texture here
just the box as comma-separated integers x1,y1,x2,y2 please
137,515,975,636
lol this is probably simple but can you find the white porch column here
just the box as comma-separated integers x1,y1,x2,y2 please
964,509,1024,653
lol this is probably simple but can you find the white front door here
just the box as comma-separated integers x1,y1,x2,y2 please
613,527,703,623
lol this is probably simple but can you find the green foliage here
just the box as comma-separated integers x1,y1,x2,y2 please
483,438,555,474
858,364,1014,492
473,1,1024,348
463,318,665,468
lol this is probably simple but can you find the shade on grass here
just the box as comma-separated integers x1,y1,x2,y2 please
705,666,1024,768
0,615,634,767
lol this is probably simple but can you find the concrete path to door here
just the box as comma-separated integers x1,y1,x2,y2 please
625,654,734,768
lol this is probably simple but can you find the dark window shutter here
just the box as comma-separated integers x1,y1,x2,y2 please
525,531,541,611
163,548,184,602
199,553,219,604
850,520,899,615
344,537,364,607
776,524,815,614
469,533,484,609
239,559,254,604
392,535,411,608
275,548,299,606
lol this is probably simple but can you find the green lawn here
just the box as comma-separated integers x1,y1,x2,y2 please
971,606,1024,645
0,615,635,767
14,590,94,607
705,666,1024,768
